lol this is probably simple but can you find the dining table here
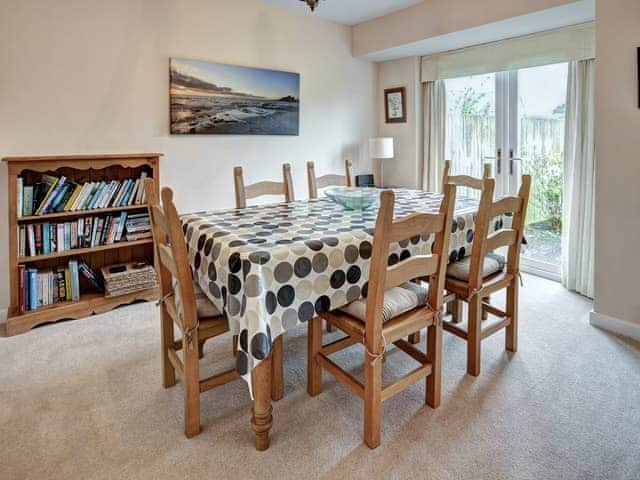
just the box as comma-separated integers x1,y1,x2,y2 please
180,188,502,450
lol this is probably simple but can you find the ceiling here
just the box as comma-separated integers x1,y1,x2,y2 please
260,0,424,25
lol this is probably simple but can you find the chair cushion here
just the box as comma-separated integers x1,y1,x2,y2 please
174,280,222,319
339,282,428,323
446,253,506,281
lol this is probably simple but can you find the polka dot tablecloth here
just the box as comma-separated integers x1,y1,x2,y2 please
181,189,500,391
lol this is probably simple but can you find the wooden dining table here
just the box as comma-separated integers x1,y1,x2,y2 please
180,188,501,450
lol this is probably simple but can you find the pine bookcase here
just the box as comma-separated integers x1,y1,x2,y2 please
3,153,162,335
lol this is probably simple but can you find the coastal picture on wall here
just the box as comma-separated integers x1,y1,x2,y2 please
170,58,300,135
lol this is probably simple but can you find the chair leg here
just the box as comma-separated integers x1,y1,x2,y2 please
183,333,201,438
447,298,460,323
232,335,238,357
408,331,421,344
307,316,323,396
198,339,206,359
482,295,490,320
426,319,442,408
467,296,482,377
325,319,334,333
506,280,519,352
160,306,176,388
364,353,382,449
271,335,285,401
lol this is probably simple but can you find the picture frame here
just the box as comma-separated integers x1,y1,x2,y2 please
384,87,407,123
170,57,300,135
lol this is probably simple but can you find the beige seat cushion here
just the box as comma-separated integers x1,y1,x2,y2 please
174,280,222,319
339,282,428,323
446,253,506,281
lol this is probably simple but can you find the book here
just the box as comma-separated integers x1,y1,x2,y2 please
68,260,80,301
35,223,43,255
18,265,26,314
50,224,57,252
56,266,67,301
50,183,72,212
39,175,67,214
24,186,35,217
64,268,72,301
26,224,35,257
28,268,38,311
17,177,24,218
32,182,45,213
64,184,82,211
33,174,58,214
42,222,50,255
134,172,148,204
112,180,129,207
56,223,64,253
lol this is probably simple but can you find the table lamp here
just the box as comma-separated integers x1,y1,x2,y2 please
369,137,394,187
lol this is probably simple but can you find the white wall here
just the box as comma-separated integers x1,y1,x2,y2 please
375,57,423,188
592,0,640,330
0,0,376,312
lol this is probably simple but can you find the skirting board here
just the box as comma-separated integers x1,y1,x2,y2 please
590,310,640,341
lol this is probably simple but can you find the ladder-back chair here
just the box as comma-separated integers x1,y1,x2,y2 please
308,185,457,448
443,176,531,376
146,179,241,438
233,163,294,209
306,160,353,199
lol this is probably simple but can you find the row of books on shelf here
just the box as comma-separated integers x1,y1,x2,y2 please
17,260,104,313
18,212,151,257
16,171,150,217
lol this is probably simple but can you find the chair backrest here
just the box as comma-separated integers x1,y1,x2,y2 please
234,163,295,209
442,160,492,192
364,184,457,352
307,160,353,199
466,175,532,291
145,179,198,330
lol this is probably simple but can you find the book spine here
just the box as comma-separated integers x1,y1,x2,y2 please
57,267,66,301
64,268,72,301
17,178,23,218
28,269,38,311
50,224,57,252
18,265,25,314
57,223,64,253
69,260,80,302
42,222,50,255
27,224,35,257
64,223,71,250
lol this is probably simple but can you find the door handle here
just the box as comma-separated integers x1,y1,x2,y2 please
509,149,522,176
497,148,502,175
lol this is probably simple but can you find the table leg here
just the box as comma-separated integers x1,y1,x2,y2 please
271,335,285,401
251,356,273,451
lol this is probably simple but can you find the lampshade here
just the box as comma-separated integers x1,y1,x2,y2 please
369,137,394,159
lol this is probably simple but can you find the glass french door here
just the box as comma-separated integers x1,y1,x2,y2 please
445,62,568,280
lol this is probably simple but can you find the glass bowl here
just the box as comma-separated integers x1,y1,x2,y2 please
324,187,380,210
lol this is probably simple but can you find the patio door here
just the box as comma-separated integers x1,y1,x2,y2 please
445,62,568,280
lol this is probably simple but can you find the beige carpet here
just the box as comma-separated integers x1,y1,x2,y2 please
1,274,639,480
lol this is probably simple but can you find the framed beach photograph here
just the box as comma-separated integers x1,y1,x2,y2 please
170,58,300,135
384,87,407,123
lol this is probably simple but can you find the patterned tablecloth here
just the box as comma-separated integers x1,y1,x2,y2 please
181,189,499,388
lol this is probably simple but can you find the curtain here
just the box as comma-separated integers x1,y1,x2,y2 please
562,59,595,298
423,80,446,192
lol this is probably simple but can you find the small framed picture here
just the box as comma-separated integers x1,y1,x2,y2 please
384,87,407,123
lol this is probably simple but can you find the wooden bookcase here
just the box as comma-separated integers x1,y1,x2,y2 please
3,153,162,335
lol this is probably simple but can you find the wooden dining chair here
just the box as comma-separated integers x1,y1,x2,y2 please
145,179,242,438
306,159,353,199
233,163,295,209
443,175,531,376
307,185,457,449
442,159,492,192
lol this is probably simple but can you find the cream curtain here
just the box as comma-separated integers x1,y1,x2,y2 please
422,80,446,191
562,59,595,298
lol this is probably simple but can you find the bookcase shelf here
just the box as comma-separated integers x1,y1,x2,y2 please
18,204,149,223
18,239,153,264
3,153,162,336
